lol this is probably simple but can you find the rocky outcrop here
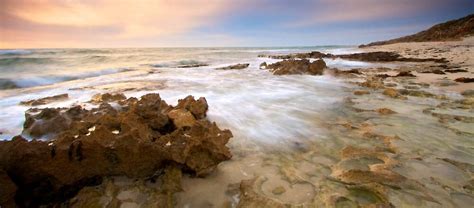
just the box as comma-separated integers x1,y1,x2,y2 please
261,51,447,63
360,14,474,47
258,51,334,59
90,93,127,104
266,59,326,75
337,51,447,63
176,63,209,68
20,93,69,106
0,93,232,207
216,63,249,70
454,77,474,83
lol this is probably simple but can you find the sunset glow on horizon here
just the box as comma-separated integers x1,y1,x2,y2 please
1,0,473,48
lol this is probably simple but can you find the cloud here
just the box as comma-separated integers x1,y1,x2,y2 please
284,0,472,27
0,0,234,48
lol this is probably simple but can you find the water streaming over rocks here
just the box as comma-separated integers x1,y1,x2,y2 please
0,47,472,207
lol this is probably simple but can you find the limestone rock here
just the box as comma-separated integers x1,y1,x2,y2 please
266,59,326,75
0,93,232,207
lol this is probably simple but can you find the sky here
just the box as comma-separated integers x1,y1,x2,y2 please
0,0,473,48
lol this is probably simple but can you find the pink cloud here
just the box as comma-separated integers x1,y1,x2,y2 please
0,0,237,48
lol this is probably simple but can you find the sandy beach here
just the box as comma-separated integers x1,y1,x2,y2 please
361,37,474,93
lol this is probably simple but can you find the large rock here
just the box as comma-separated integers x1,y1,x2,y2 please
337,51,447,63
216,63,249,70
0,93,232,207
266,59,326,75
20,93,69,106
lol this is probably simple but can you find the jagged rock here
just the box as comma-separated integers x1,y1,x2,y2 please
216,63,249,70
454,77,474,83
0,93,232,207
90,93,127,104
168,109,196,128
175,95,208,119
266,59,326,75
23,106,86,138
20,94,69,106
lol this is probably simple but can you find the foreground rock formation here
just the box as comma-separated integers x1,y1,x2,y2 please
0,93,232,207
266,59,327,75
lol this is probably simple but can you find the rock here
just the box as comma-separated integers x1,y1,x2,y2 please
337,51,447,63
266,59,326,75
216,63,249,70
445,69,468,73
20,94,69,106
259,62,267,69
376,74,391,79
258,51,334,59
175,96,208,119
376,108,396,115
168,109,196,128
454,77,474,83
0,93,232,207
90,93,127,104
237,177,287,208
383,88,407,99
0,170,16,207
359,77,384,89
432,69,446,74
398,89,437,98
330,68,362,77
461,90,474,97
23,106,86,138
177,63,209,68
353,90,370,96
394,71,416,77
271,186,286,195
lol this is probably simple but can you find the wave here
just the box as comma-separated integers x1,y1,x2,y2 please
150,59,209,68
0,49,32,55
0,57,54,66
0,68,131,90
